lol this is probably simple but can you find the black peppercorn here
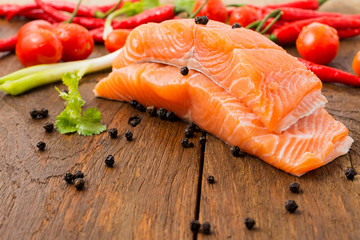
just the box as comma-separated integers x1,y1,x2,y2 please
195,16,209,25
188,122,200,132
136,103,146,112
345,167,357,180
73,171,84,179
285,200,298,213
166,111,177,121
43,121,54,132
199,136,207,145
201,222,211,235
74,178,85,190
39,108,48,118
289,182,300,193
108,128,118,138
30,108,38,119
230,146,243,157
207,176,215,184
157,108,167,120
146,106,157,117
125,130,133,141
130,100,138,109
184,128,194,138
180,67,189,76
190,220,201,232
244,218,255,230
232,23,242,29
61,89,68,94
128,116,141,127
36,141,46,150
105,155,115,167
181,138,194,148
64,172,74,184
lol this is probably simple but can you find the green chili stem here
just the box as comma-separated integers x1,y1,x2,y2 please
255,9,281,32
103,6,129,40
65,0,83,23
94,0,123,18
318,0,327,6
189,0,209,18
260,10,283,34
245,20,261,29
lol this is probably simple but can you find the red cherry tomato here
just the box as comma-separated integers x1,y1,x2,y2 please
296,22,339,65
55,23,94,62
193,0,228,23
16,20,62,67
352,50,360,76
229,6,260,27
105,29,131,53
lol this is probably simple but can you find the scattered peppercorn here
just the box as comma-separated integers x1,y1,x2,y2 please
73,171,84,179
136,103,146,112
157,108,167,120
146,106,157,117
207,176,215,184
285,200,298,213
188,122,200,132
36,141,46,150
345,167,357,180
166,111,177,121
244,218,255,230
199,136,207,145
125,130,133,141
180,67,189,76
130,100,138,109
105,155,115,167
30,108,38,119
184,128,194,138
61,89,68,93
232,23,242,29
64,172,74,184
43,121,54,132
289,182,300,193
230,146,243,157
201,222,211,235
128,116,141,127
190,220,201,232
39,108,48,118
195,16,209,25
74,178,85,190
181,138,194,148
108,128,118,138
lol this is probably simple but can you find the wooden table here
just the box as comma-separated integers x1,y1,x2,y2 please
0,0,359,239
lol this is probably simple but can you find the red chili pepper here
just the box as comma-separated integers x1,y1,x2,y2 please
262,7,343,22
112,5,175,29
0,4,19,18
337,28,360,39
21,9,58,24
265,0,326,10
270,17,360,45
6,3,37,20
298,58,360,87
89,28,104,43
0,35,17,52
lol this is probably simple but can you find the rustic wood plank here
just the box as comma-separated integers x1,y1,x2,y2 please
198,1,360,239
0,20,201,239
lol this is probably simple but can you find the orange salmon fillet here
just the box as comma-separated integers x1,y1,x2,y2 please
112,19,327,133
94,63,353,176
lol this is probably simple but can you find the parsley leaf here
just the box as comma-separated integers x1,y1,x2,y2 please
55,72,106,136
174,0,195,15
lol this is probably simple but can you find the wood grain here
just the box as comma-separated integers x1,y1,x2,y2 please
198,2,360,240
0,19,202,240
1,0,360,239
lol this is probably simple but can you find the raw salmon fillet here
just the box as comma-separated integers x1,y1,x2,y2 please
94,63,353,176
113,19,327,133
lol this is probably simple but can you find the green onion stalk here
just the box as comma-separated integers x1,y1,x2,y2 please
0,49,121,96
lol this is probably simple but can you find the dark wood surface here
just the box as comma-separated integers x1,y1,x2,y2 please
0,1,360,239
